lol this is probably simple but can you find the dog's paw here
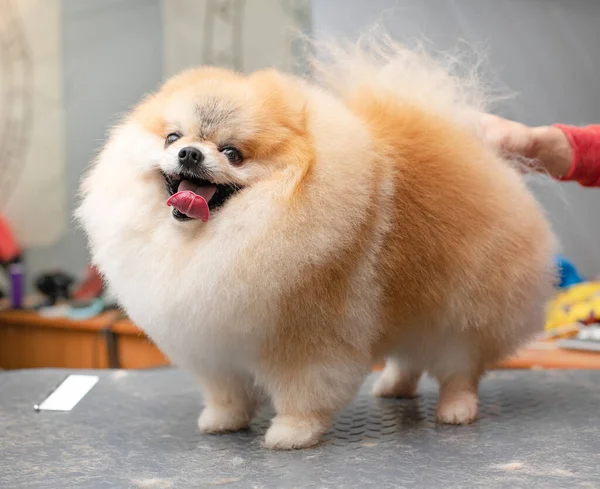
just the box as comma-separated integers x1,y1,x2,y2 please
435,392,478,425
198,405,251,433
264,416,324,450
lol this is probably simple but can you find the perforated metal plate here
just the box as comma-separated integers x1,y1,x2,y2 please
2,368,599,488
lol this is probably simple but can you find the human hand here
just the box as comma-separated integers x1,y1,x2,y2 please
479,113,573,178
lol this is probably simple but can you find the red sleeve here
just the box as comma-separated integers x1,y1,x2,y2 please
553,124,600,187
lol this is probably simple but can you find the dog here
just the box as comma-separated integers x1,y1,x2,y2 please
77,39,556,449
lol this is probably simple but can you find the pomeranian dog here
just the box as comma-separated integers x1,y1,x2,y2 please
77,38,556,449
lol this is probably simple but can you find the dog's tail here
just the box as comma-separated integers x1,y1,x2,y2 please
309,32,501,142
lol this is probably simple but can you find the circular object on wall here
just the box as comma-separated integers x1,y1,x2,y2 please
0,0,33,211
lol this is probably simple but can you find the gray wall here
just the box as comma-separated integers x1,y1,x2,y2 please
312,0,600,276
27,0,600,284
27,0,163,283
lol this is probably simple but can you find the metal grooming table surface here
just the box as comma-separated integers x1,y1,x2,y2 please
1,369,599,488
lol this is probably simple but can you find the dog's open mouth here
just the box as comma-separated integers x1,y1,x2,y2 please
163,172,241,222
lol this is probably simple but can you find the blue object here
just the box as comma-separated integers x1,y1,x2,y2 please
556,255,584,289
67,298,106,320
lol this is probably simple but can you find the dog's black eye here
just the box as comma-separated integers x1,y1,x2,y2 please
221,147,243,164
165,133,181,146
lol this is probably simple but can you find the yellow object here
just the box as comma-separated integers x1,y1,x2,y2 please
546,281,600,331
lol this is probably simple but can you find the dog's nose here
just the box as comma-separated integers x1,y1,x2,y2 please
178,146,204,169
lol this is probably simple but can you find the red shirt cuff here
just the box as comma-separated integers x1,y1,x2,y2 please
553,124,600,187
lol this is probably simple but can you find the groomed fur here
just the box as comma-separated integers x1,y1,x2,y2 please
77,37,557,449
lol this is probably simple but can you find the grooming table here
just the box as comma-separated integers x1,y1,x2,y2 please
1,369,599,488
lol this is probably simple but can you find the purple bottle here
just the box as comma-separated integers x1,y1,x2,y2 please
9,262,24,308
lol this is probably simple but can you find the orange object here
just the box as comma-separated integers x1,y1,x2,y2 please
497,344,600,369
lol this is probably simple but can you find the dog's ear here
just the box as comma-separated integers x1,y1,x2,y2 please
248,69,309,135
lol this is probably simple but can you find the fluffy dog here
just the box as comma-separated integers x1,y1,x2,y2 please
77,39,556,449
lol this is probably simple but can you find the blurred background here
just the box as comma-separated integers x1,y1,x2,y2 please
1,0,599,370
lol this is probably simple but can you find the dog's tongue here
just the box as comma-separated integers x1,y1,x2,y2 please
166,180,216,222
